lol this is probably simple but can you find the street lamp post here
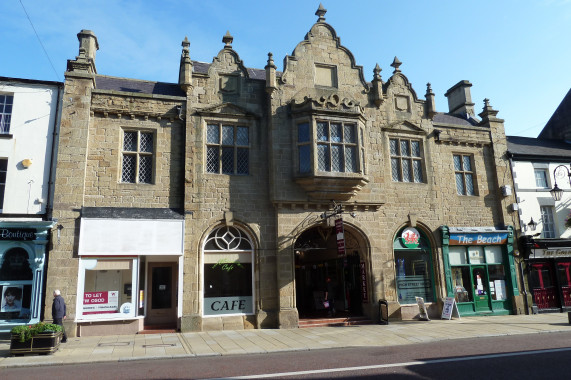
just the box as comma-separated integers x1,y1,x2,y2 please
549,164,571,201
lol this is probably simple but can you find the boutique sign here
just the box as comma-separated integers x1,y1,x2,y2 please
449,232,508,246
0,228,36,241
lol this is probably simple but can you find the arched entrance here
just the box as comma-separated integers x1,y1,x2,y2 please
294,225,366,319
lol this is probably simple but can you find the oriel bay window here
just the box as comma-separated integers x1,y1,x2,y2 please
206,123,249,175
203,226,254,316
297,120,363,174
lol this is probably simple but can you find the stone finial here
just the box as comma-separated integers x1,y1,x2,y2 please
182,36,190,57
266,52,276,69
426,83,434,95
223,31,233,48
372,63,383,107
265,52,277,93
179,36,193,92
316,3,327,22
373,63,382,80
391,57,402,73
425,83,436,119
479,98,499,121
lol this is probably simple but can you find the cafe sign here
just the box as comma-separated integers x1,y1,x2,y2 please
449,232,508,246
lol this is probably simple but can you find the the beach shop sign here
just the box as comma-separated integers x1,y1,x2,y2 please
450,232,508,245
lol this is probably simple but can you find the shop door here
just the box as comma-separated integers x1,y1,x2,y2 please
472,266,491,312
530,262,559,309
146,262,177,327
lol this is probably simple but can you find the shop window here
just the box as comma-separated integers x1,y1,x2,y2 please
393,228,434,304
448,245,508,303
0,94,13,134
121,130,154,184
453,154,475,195
203,226,254,316
77,258,137,319
0,248,33,320
206,123,249,175
390,138,423,183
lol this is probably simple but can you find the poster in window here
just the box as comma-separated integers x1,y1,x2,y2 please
1,285,23,312
83,290,119,315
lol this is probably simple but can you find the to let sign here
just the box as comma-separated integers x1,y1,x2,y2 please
83,290,119,315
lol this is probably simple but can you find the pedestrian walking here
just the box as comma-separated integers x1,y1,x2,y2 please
52,289,67,343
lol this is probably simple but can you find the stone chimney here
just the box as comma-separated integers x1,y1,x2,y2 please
444,80,475,117
67,29,99,74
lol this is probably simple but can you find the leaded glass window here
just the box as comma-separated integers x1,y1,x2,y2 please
389,138,423,183
121,131,154,184
453,154,475,195
206,123,249,175
315,121,358,173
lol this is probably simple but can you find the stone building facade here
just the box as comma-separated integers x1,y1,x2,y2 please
46,7,524,336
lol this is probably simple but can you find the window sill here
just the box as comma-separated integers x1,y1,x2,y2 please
0,133,13,139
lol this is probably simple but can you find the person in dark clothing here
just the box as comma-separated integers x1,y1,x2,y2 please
52,289,67,342
324,277,336,317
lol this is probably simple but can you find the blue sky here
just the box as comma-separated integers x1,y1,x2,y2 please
2,0,570,137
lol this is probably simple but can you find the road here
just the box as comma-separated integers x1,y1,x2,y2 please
4,331,571,379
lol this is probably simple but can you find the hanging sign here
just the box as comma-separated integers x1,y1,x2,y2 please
416,296,430,321
441,297,461,320
360,262,368,303
401,227,420,248
335,218,346,257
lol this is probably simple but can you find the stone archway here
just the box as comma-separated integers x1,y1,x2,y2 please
293,224,367,319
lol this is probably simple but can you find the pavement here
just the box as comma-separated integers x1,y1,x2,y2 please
1,313,570,369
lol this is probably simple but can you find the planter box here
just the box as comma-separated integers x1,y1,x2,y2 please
10,331,62,356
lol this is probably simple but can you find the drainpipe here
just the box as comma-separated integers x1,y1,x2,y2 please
507,153,530,314
45,82,63,221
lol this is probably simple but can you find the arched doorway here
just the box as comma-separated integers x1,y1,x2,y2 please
294,225,366,319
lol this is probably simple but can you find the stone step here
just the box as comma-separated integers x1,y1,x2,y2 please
298,316,374,328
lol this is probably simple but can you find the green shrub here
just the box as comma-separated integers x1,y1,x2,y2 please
11,322,63,342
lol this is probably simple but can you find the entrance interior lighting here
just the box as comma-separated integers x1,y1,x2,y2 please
549,164,571,201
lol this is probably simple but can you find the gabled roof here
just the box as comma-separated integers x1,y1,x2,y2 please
506,135,571,161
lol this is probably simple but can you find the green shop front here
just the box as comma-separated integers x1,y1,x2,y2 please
441,226,517,316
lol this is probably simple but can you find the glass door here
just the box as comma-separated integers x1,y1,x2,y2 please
472,266,491,312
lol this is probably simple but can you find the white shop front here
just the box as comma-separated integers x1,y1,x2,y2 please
76,208,184,335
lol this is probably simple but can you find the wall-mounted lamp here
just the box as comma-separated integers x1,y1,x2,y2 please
433,129,441,142
550,164,571,201
527,218,537,232
21,159,33,168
